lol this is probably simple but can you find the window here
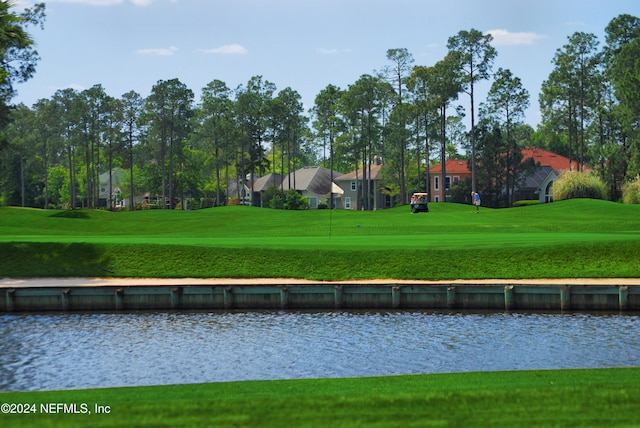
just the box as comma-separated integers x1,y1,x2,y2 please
345,197,352,209
434,176,439,191
435,195,440,202
453,176,460,184
545,181,554,203
350,181,356,191
309,197,318,209
445,176,451,189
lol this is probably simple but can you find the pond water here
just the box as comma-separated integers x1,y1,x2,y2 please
1,310,639,391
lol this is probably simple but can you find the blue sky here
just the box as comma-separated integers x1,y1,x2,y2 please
13,0,640,128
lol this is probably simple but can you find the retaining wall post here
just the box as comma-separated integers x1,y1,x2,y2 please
170,287,182,309
6,289,15,312
61,288,70,311
391,286,401,309
619,286,629,311
223,287,233,309
334,285,343,309
447,286,456,309
280,287,289,309
560,286,571,311
115,288,124,310
504,285,514,310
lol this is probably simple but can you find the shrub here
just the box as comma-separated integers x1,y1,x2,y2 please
552,171,608,201
448,178,472,204
622,175,640,204
512,200,539,207
284,189,308,210
263,186,285,209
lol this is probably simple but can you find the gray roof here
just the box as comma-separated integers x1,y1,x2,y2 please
98,167,125,187
282,166,343,194
520,166,555,191
337,163,384,181
253,173,283,192
226,178,250,196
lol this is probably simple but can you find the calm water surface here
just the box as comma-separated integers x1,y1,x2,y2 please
1,310,638,391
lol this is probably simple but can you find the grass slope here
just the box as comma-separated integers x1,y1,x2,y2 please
1,368,639,427
2,203,639,427
1,199,639,279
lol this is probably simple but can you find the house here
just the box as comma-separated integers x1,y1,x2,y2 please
98,167,126,208
282,166,344,209
227,168,341,208
252,173,284,207
516,147,588,204
99,167,170,209
428,148,588,205
226,176,252,205
335,162,393,210
516,166,557,203
428,159,472,202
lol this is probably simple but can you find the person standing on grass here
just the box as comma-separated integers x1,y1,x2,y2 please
472,191,480,213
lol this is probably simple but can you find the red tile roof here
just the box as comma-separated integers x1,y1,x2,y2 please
521,147,586,171
428,148,587,174
429,159,471,174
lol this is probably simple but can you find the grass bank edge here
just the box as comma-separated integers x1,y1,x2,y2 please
2,199,640,280
2,239,639,279
1,368,639,428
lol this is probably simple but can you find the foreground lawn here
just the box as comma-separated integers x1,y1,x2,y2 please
1,199,639,279
1,368,638,427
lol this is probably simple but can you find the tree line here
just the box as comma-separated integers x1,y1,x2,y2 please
1,4,639,209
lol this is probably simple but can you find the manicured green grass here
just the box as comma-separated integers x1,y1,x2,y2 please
1,202,639,427
1,199,639,279
1,368,638,427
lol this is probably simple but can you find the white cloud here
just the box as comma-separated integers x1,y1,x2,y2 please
43,83,87,93
45,0,124,5
317,48,352,55
45,0,153,5
136,45,178,56
485,29,547,46
67,83,87,91
197,44,248,55
14,0,39,8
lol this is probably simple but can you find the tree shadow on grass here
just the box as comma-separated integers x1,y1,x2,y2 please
0,242,112,277
49,211,91,219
